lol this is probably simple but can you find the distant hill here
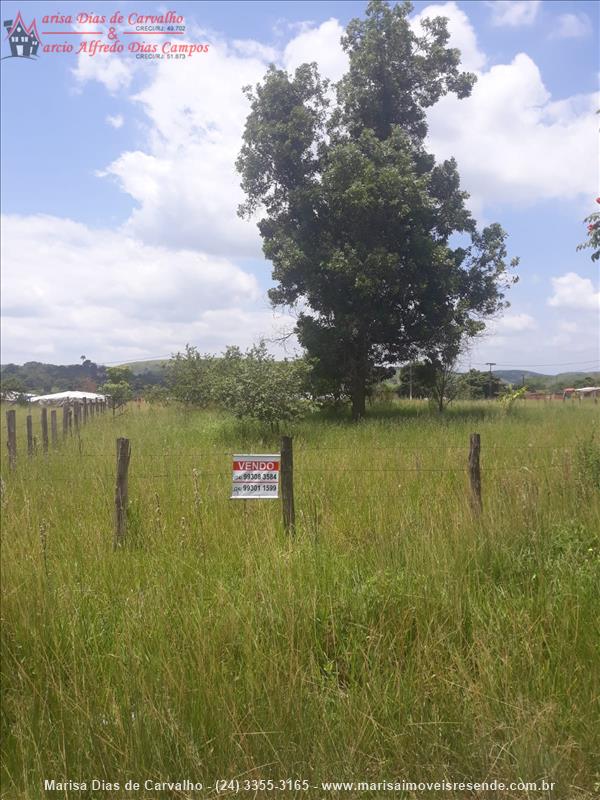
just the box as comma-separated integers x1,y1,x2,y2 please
117,360,170,376
493,370,545,384
494,370,600,388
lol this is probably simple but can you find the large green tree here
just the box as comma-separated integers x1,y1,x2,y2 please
237,0,517,419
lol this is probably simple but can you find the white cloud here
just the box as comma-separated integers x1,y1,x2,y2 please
426,53,597,207
558,321,578,334
494,313,537,332
72,53,134,93
487,1,541,27
232,39,278,62
0,214,299,364
97,19,349,259
99,40,268,257
283,18,348,81
411,2,486,72
550,13,592,40
548,272,600,311
106,113,124,129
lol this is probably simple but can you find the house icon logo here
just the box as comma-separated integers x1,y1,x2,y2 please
3,11,41,59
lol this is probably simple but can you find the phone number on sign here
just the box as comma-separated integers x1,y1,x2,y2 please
236,484,278,493
234,472,278,481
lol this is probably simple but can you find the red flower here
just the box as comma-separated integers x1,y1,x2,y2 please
597,197,600,204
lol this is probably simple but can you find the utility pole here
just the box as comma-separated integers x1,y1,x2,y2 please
409,362,413,401
485,362,496,399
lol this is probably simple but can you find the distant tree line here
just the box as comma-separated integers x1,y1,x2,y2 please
0,358,164,397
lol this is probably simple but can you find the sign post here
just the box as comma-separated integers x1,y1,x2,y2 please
231,454,280,499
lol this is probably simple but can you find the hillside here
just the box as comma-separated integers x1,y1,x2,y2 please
117,359,170,376
494,370,600,388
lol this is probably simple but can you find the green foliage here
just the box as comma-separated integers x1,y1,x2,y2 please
168,341,312,427
102,366,134,412
237,0,518,419
576,198,600,261
102,381,133,411
214,341,312,427
500,385,527,414
455,369,504,399
0,376,29,403
167,345,217,407
0,359,106,394
395,356,460,411
105,366,134,384
143,386,170,405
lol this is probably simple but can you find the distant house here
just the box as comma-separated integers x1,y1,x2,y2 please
563,387,600,401
4,13,41,58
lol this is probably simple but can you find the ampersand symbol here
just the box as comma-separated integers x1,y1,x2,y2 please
108,27,117,40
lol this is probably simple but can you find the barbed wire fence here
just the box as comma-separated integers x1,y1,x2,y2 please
2,404,587,544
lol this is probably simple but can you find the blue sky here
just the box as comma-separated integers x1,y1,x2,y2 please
1,0,598,372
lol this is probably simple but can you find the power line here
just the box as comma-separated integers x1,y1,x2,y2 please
102,354,173,365
472,360,599,368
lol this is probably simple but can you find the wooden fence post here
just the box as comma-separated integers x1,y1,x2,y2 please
62,403,69,439
41,408,49,453
68,408,73,434
82,398,88,424
26,414,34,457
6,410,17,470
114,437,131,548
50,410,58,447
73,402,80,432
281,435,295,534
468,433,482,514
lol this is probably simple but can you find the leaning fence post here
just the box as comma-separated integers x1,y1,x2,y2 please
41,408,49,453
468,433,482,514
281,435,295,534
50,410,58,447
114,437,131,548
6,410,17,470
26,414,34,457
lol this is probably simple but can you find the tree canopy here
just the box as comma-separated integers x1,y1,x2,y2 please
237,0,517,418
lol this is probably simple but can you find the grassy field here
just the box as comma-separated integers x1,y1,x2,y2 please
1,400,599,799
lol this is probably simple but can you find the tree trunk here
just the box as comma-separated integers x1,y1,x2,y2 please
351,384,366,420
350,352,367,421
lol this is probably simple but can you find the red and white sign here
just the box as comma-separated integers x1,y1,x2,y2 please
231,453,280,499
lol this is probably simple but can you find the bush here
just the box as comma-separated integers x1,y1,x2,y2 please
168,341,313,428
167,346,218,407
215,341,313,428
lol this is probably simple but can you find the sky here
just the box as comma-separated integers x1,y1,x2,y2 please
1,0,599,374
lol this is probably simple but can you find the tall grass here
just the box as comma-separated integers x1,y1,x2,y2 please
1,401,599,798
